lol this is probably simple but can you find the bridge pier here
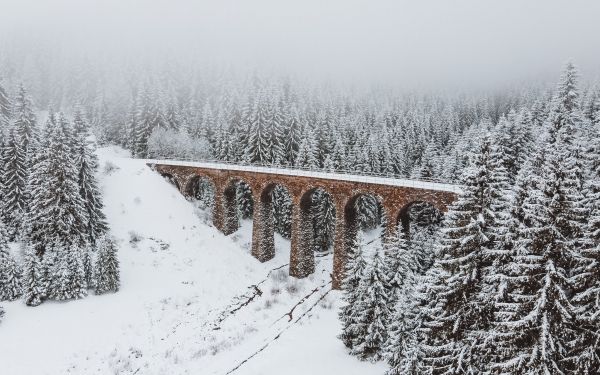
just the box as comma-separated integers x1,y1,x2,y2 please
332,200,357,289
251,194,275,262
213,185,239,235
289,202,315,279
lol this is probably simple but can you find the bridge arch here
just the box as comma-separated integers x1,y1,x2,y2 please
397,200,444,231
184,174,217,211
288,187,337,278
158,172,181,192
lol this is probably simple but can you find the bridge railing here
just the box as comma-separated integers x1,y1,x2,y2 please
144,156,462,194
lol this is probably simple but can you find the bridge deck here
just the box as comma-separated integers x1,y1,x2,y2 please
144,159,461,194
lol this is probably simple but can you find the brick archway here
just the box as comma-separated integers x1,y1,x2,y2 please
149,162,458,289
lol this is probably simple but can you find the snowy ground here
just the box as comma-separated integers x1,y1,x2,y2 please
0,146,386,375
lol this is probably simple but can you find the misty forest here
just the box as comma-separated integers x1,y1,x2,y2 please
0,1,599,375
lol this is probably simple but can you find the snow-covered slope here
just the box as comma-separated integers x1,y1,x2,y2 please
0,146,385,375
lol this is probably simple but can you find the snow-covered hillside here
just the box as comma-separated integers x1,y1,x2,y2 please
0,147,385,375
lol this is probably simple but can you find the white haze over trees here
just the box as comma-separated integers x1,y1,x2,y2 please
0,1,599,374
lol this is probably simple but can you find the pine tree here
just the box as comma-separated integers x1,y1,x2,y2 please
133,88,154,158
0,220,22,301
386,272,424,375
414,137,501,374
244,93,271,164
0,79,11,132
491,63,587,374
94,235,120,294
73,108,108,245
339,231,368,348
10,84,36,159
22,243,46,306
24,113,89,254
385,228,413,301
349,246,392,361
311,189,335,252
294,126,318,168
1,126,28,238
49,242,87,301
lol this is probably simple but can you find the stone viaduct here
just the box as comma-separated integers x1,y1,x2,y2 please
147,161,459,289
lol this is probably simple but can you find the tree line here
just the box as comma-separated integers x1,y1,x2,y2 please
0,85,119,321
339,63,600,374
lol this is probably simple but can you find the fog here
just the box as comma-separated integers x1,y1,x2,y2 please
1,0,599,89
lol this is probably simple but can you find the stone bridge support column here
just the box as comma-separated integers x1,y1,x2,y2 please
213,185,239,235
289,201,315,278
332,199,356,289
251,193,275,262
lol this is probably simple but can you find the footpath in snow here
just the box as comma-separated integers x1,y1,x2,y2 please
0,146,385,375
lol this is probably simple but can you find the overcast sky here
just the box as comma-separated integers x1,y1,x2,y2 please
1,0,599,89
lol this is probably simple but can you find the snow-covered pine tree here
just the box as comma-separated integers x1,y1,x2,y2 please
133,88,154,158
0,219,22,301
414,136,502,374
294,125,318,169
311,189,335,252
569,82,600,374
22,242,46,306
339,230,368,349
236,181,253,220
73,108,108,245
385,227,413,302
0,79,11,131
10,84,36,159
271,185,291,239
94,235,120,294
282,103,302,166
24,113,89,254
385,271,424,375
1,126,28,239
244,93,271,164
349,246,392,361
492,63,587,374
49,242,87,300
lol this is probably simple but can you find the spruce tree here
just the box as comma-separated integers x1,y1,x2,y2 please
73,108,108,245
22,243,46,306
492,63,587,374
349,246,392,361
133,88,154,158
49,242,87,301
0,220,22,301
414,137,501,374
24,113,89,254
11,84,36,159
339,231,368,348
0,79,11,131
1,126,28,238
294,126,318,168
94,235,120,294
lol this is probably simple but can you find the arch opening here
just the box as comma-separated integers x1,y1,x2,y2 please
185,175,216,221
159,172,180,191
220,179,254,235
344,193,387,246
396,201,444,273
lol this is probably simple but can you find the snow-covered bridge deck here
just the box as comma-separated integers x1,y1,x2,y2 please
143,159,461,194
